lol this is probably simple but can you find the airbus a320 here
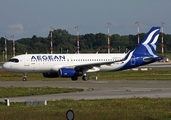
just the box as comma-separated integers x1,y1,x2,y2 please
2,27,163,81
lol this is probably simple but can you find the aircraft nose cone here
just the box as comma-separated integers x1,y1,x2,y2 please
2,63,9,71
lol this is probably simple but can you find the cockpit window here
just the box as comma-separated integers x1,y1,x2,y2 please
9,59,19,63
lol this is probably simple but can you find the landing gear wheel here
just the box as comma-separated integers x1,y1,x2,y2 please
71,76,78,81
82,76,89,81
23,73,27,81
23,77,27,81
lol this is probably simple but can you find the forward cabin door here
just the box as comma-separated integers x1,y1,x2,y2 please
24,55,30,66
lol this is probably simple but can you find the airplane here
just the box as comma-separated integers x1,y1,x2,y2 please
2,27,163,81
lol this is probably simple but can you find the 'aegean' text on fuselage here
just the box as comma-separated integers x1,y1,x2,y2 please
31,55,65,61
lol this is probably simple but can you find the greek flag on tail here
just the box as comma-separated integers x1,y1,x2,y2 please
133,27,160,57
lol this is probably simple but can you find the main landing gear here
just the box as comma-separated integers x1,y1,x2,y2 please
23,73,27,81
82,73,89,81
71,74,89,81
82,75,89,81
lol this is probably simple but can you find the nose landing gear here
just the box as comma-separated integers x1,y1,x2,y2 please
23,73,27,81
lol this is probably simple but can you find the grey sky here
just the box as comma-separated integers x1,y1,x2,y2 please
0,0,170,40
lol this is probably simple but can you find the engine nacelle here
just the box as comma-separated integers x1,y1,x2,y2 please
43,72,59,78
58,68,83,77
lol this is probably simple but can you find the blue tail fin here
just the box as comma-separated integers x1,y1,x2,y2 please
133,27,160,56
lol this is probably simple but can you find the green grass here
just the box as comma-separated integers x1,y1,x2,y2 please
96,70,171,80
0,98,171,120
1,66,171,119
0,87,84,98
1,70,171,81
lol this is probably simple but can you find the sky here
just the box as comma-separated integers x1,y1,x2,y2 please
0,0,170,40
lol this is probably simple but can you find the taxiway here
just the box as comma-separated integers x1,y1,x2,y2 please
0,62,171,102
0,80,171,102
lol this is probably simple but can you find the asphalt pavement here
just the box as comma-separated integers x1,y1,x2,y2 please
0,80,171,102
0,62,171,102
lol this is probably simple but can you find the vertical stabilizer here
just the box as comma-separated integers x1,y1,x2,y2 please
133,27,160,56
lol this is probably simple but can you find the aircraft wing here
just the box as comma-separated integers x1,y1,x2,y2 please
74,50,132,70
51,51,131,72
74,61,116,70
51,60,119,72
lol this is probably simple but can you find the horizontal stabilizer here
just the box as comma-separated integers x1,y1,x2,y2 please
143,56,163,62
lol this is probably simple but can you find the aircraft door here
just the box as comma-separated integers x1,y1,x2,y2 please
131,55,136,65
24,56,30,66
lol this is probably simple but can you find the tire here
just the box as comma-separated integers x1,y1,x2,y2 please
23,77,27,81
82,76,89,81
71,76,78,81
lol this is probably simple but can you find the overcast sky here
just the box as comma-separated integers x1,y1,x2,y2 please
0,0,170,40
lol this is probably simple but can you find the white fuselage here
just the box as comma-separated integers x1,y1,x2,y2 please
2,53,126,73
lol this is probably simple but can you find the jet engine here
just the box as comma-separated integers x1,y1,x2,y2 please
58,68,83,77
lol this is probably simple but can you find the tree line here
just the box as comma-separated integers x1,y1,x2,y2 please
0,29,170,55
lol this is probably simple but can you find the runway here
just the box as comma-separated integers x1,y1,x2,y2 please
0,80,171,102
